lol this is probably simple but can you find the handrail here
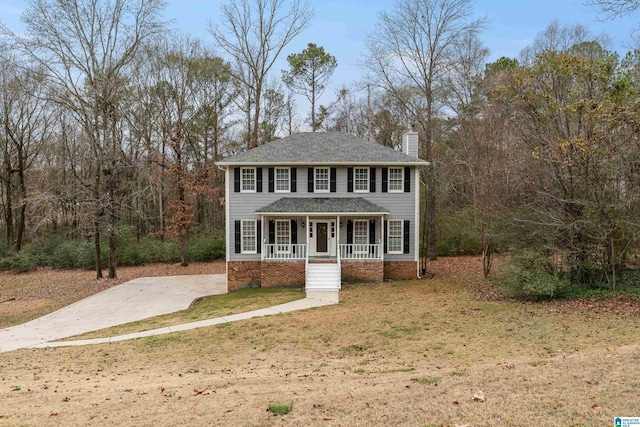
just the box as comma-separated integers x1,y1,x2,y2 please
338,244,382,260
263,244,307,260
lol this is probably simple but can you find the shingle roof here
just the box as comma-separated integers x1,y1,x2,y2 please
217,132,428,166
255,197,389,214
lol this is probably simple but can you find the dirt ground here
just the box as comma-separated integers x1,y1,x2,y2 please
1,257,640,426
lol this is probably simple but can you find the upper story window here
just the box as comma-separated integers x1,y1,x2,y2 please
315,167,330,192
354,168,369,192
275,168,290,192
388,167,404,192
387,219,403,254
241,167,256,193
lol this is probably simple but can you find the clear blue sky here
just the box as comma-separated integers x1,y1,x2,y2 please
1,0,637,120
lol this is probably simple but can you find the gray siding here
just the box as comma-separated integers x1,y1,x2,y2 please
228,166,417,261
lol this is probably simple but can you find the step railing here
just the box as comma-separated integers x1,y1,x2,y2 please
338,244,382,260
263,244,307,260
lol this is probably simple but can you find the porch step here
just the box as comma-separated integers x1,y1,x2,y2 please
305,263,341,291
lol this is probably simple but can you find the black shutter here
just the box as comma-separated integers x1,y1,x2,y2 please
291,220,297,244
330,167,337,192
257,220,262,253
381,167,388,193
234,220,241,253
291,167,297,192
268,168,274,192
370,167,376,192
369,220,376,244
403,220,410,254
347,220,353,244
234,168,240,192
256,168,263,192
383,220,388,253
404,167,410,193
268,220,275,244
308,168,314,193
347,167,354,193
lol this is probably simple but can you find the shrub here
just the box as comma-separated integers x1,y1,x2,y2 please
268,403,293,415
117,232,150,266
188,235,225,262
0,252,37,273
497,269,569,300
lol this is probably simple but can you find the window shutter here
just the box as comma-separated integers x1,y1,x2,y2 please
308,168,314,193
404,167,410,193
370,167,376,192
291,220,297,244
369,220,376,244
347,167,353,193
383,220,388,253
381,167,388,193
330,168,337,192
268,168,274,192
268,220,275,244
234,220,241,253
403,220,410,254
291,167,297,192
256,168,263,192
234,168,240,192
257,220,262,253
347,220,353,244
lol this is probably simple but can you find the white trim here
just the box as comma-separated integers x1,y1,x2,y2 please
240,167,257,193
388,167,404,193
314,167,330,193
387,219,403,254
353,167,369,193
274,167,291,193
353,219,369,246
258,211,389,216
275,219,291,254
415,167,420,266
218,161,429,166
225,167,230,293
241,219,258,254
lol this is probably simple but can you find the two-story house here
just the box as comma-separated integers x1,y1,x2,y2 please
216,131,428,300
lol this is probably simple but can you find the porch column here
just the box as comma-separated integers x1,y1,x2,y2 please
306,215,309,260
261,214,265,261
380,214,385,261
337,215,341,259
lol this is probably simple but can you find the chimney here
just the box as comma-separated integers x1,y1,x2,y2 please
402,125,419,158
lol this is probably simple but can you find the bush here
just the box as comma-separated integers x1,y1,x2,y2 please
188,235,225,262
0,252,37,273
117,232,150,266
497,269,570,300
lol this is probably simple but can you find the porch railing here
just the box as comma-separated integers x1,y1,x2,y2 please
263,244,307,260
339,244,382,260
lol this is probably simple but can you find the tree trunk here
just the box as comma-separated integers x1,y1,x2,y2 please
94,168,103,279
15,151,27,252
250,80,262,148
3,171,12,251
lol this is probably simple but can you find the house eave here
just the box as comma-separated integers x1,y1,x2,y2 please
216,160,430,167
256,211,390,216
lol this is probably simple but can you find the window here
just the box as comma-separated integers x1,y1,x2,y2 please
276,220,290,254
388,168,403,192
315,168,329,192
387,220,403,254
275,168,290,192
241,167,256,193
354,168,369,192
353,220,369,245
241,220,257,253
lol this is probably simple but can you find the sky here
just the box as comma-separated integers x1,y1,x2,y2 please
1,0,638,123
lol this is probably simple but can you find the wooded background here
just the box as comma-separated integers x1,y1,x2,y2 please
1,0,639,294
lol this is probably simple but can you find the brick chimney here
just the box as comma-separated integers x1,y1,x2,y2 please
402,125,419,158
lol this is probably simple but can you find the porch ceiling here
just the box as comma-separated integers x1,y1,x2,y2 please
255,197,389,216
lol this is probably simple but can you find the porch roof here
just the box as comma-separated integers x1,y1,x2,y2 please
255,197,389,215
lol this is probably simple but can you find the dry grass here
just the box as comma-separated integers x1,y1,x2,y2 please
1,256,640,426
0,262,225,329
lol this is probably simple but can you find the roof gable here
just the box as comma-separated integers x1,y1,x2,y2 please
217,132,428,166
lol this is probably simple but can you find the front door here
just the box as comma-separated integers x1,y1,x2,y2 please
316,222,328,253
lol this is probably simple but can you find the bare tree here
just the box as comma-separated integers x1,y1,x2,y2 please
3,0,166,278
363,0,487,264
210,0,312,148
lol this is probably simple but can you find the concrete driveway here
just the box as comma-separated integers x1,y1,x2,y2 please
0,274,226,353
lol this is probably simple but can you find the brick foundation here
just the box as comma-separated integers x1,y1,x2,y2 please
227,261,262,291
341,260,384,283
261,260,305,288
384,261,418,280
